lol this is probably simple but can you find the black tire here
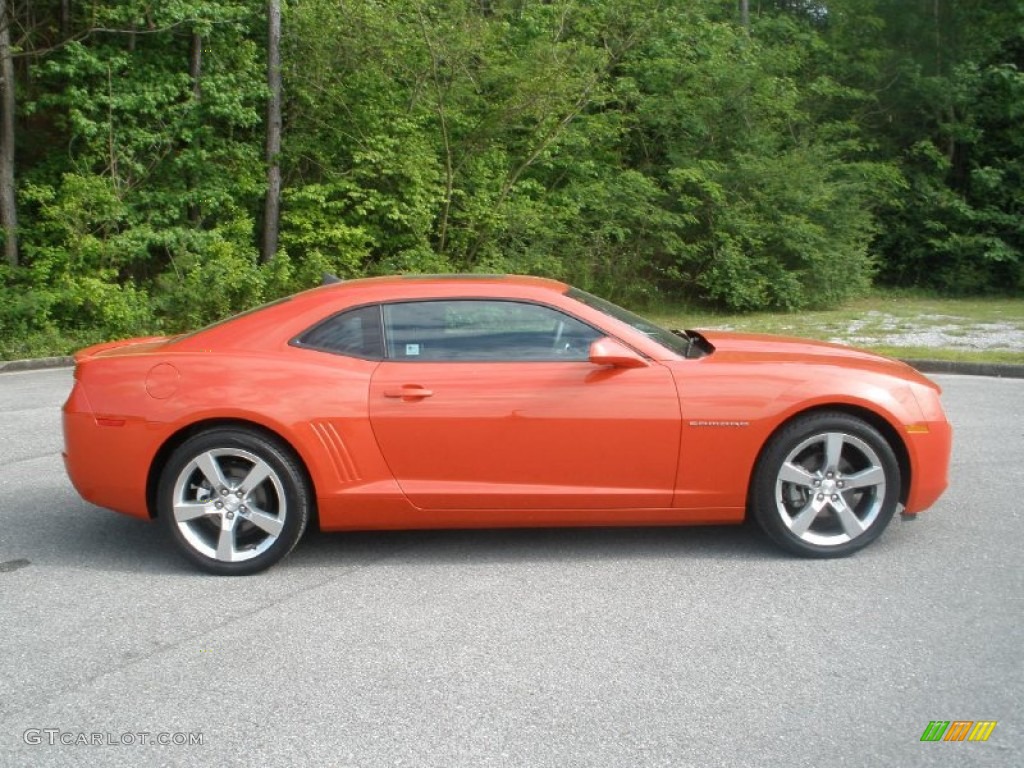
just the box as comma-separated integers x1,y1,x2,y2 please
157,427,310,575
751,411,901,558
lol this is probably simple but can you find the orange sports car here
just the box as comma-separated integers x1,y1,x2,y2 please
63,275,952,574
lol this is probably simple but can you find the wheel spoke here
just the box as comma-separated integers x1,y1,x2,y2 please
779,461,817,488
823,432,845,471
174,500,213,522
789,497,827,536
195,451,229,489
216,518,237,562
238,459,273,495
843,465,885,490
245,505,284,537
834,499,866,538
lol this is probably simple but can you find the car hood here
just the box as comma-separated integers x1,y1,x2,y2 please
694,329,939,389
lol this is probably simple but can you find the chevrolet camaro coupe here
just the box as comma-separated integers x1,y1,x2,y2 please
63,275,952,574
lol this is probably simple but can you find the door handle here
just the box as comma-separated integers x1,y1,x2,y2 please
383,385,434,399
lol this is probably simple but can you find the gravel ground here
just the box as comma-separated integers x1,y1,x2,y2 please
828,311,1023,351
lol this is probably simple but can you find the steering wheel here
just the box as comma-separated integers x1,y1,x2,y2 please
552,320,566,353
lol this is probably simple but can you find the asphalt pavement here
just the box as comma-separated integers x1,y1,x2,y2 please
0,368,1020,767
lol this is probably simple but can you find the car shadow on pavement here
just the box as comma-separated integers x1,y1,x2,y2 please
288,522,787,571
4,492,182,575
10,489,788,576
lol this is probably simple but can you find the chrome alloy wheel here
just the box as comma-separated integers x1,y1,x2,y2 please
774,431,887,547
171,448,288,563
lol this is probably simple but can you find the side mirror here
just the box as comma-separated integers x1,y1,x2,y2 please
588,337,648,369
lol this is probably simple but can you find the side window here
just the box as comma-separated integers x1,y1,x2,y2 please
295,305,384,359
382,300,601,362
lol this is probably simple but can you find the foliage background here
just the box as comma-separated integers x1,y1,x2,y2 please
1,0,1021,358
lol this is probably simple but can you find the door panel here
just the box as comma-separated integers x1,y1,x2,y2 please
369,361,680,510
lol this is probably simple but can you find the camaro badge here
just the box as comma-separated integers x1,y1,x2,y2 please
688,420,750,427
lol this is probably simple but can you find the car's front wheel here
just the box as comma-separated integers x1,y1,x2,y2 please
752,411,901,557
157,428,310,575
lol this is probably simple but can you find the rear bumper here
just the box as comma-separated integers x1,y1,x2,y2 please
62,384,154,520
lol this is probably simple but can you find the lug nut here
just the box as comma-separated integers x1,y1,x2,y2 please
813,479,821,487
831,494,839,501
220,489,228,496
215,501,223,509
236,490,243,498
817,494,824,501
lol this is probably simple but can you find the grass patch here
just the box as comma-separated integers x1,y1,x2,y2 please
647,293,1024,364
865,346,1024,364
0,328,110,362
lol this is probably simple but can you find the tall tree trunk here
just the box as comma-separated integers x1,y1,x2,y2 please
740,0,750,30
261,0,282,263
189,32,203,102
60,0,71,39
0,0,18,267
188,31,203,225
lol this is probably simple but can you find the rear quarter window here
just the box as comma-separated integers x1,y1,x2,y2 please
294,305,384,360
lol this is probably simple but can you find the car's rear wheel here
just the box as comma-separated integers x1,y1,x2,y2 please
752,411,900,557
158,428,310,575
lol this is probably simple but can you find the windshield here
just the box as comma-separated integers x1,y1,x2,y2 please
565,287,690,356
